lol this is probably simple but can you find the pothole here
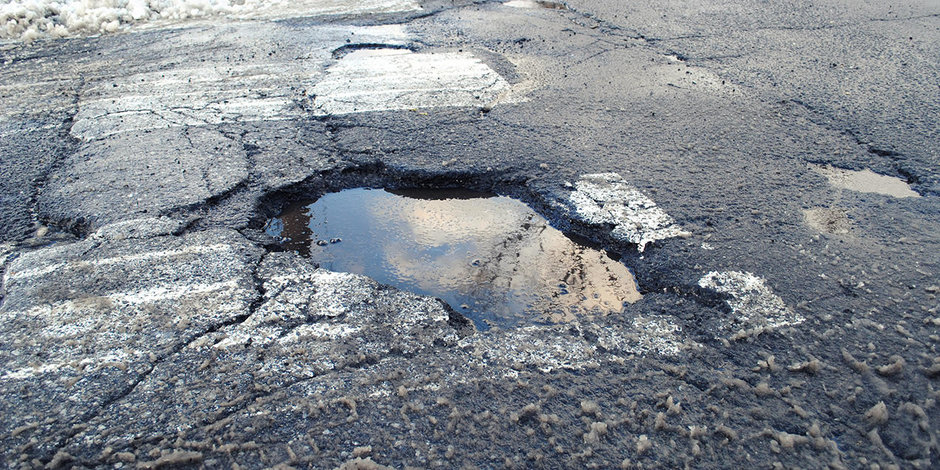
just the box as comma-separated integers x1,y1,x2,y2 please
265,188,642,329
810,164,920,198
803,207,852,235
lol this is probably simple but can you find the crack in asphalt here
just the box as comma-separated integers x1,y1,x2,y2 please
787,98,926,190
555,3,935,197
42,254,268,466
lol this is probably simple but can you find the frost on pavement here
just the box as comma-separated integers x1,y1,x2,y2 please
0,0,421,41
311,49,512,115
564,173,690,251
698,271,804,332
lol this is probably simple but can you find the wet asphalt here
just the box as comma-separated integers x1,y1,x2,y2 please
0,1,938,468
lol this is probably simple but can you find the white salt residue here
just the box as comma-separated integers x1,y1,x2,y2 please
311,49,512,115
1,0,421,41
698,271,803,330
565,173,690,252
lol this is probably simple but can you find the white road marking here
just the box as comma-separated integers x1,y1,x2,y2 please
69,24,409,140
311,49,513,115
698,271,803,330
1,352,132,380
3,280,244,322
5,244,235,281
564,173,690,251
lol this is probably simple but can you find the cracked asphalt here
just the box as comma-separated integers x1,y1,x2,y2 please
1,0,938,468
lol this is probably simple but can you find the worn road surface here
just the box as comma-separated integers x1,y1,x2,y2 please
1,0,939,468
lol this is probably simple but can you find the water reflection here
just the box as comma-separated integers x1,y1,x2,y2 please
266,188,641,329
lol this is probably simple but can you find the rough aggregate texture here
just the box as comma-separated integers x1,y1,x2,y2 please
0,0,938,468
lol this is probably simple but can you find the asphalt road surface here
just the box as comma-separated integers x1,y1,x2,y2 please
1,1,938,468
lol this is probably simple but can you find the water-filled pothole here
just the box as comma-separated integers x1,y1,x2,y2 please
265,188,641,329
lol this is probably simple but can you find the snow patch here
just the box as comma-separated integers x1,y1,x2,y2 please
1,0,421,41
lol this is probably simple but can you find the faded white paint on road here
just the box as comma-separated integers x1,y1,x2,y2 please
698,271,803,332
563,173,690,251
70,24,409,140
311,49,513,115
70,66,301,141
4,243,235,281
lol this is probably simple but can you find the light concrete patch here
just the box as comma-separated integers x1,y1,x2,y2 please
698,271,803,331
311,49,513,115
563,173,690,251
811,164,920,198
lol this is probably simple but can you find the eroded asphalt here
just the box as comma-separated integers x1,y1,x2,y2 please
1,1,939,468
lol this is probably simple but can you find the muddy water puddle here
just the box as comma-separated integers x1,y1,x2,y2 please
266,188,641,329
